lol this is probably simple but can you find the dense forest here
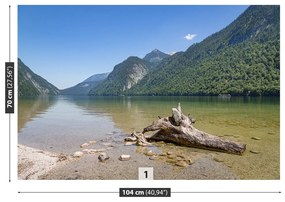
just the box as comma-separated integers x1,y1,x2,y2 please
127,5,280,96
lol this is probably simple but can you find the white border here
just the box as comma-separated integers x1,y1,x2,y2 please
0,0,283,201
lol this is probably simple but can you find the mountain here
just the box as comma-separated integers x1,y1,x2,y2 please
18,58,60,96
143,49,170,67
61,73,109,95
128,5,280,96
89,56,151,95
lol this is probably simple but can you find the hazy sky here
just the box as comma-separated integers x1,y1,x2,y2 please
18,5,248,89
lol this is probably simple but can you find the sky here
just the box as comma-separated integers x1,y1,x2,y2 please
18,5,248,89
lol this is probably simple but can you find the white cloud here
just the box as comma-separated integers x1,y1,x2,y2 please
184,33,197,41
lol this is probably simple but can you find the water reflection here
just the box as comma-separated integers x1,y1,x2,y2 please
18,96,118,153
18,96,57,132
70,96,280,135
18,95,280,179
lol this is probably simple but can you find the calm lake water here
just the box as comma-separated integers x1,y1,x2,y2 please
18,96,280,179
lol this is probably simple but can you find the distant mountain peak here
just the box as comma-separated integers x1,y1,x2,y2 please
143,49,170,67
148,49,166,55
61,72,109,95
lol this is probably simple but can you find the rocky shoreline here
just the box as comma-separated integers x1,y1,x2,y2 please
18,136,239,180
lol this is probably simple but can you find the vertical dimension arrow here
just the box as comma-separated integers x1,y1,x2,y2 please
5,5,14,182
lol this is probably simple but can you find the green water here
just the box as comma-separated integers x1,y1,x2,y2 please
18,96,280,179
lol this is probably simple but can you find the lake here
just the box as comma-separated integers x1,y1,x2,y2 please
18,96,280,179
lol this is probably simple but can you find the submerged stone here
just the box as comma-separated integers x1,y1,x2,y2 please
124,136,137,141
250,150,260,154
145,150,155,156
213,157,224,162
124,142,136,146
149,156,159,160
175,160,188,167
167,154,176,159
166,159,177,164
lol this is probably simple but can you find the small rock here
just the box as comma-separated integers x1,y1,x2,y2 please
119,154,131,161
73,151,84,158
98,152,109,162
166,159,177,164
177,155,185,159
107,132,113,135
125,142,136,146
175,160,188,167
251,137,261,140
124,136,137,141
177,156,184,161
80,143,90,148
167,154,176,159
145,150,154,156
159,153,167,156
250,150,260,154
213,157,224,162
137,142,152,147
167,151,174,155
149,156,159,160
185,158,193,165
268,132,275,135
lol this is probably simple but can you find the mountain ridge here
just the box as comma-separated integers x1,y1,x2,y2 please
18,58,60,96
89,56,151,95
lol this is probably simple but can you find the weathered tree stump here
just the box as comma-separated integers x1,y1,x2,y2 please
140,103,246,155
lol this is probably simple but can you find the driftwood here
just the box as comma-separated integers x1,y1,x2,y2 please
140,103,246,155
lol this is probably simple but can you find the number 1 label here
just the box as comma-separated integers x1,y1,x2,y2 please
138,167,153,180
